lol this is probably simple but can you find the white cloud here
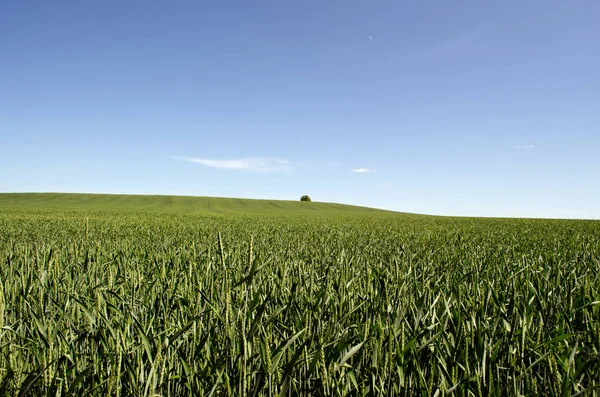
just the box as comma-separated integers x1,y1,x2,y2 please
514,145,535,149
352,168,376,173
175,156,290,172
368,36,373,40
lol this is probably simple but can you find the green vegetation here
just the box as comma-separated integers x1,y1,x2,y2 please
301,195,312,202
0,193,381,215
0,193,599,396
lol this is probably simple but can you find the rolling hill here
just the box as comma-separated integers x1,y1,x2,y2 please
0,192,395,215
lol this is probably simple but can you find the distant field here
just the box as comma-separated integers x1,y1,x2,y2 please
0,193,599,396
0,193,393,215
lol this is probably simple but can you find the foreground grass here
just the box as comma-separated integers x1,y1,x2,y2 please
0,194,599,396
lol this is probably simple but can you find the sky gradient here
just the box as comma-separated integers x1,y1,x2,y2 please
2,1,599,218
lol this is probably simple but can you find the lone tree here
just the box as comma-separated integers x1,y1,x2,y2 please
300,195,312,202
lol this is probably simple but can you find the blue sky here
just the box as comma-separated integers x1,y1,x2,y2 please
2,1,599,218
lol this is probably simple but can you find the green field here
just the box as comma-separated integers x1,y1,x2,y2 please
1,193,599,396
0,193,391,215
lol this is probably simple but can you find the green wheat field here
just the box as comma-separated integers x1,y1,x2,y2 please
0,193,599,396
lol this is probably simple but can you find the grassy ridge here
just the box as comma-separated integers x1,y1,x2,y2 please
0,194,599,395
0,193,392,215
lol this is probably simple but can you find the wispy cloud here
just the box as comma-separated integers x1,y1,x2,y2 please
368,36,373,41
381,181,393,188
514,145,535,149
352,168,376,173
175,156,290,172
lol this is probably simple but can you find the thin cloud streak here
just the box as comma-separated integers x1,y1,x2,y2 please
352,168,376,173
175,156,290,172
514,145,535,149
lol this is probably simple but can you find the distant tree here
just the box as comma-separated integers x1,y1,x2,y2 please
300,195,312,202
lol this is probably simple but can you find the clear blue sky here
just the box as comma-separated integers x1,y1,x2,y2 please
2,1,599,218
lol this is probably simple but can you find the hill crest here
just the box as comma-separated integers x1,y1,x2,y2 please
0,192,395,215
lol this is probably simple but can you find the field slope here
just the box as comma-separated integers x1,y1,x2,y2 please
0,193,599,396
0,192,394,215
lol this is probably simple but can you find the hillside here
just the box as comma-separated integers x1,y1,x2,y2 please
1,193,599,395
0,192,395,215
